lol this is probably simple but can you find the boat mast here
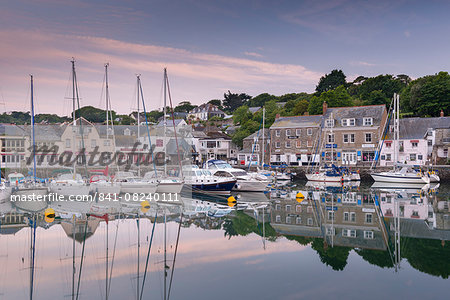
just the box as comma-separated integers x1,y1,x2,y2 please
393,93,399,170
105,63,110,139
71,59,77,178
164,68,167,176
164,209,167,300
72,216,76,300
136,215,140,300
137,76,141,177
30,75,37,184
262,107,265,167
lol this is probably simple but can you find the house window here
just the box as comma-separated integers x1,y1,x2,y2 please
65,139,71,148
326,119,334,128
411,142,418,147
275,142,281,149
381,155,385,160
307,128,312,135
418,154,423,160
307,140,312,147
343,134,354,143
286,216,292,224
275,215,281,222
364,117,373,126
386,154,391,161
327,134,335,143
342,118,355,126
253,144,260,152
286,129,291,136
285,205,291,212
350,134,355,143
364,231,374,239
327,211,335,221
444,148,448,157
385,142,392,148
296,217,302,224
307,218,313,226
350,212,356,222
275,130,281,137
428,140,432,146
342,229,356,238
296,205,302,212
296,129,301,136
296,140,301,148
307,206,313,213
365,133,372,143
344,212,349,221
343,134,349,143
275,204,281,211
285,141,291,148
365,214,373,224
410,154,416,161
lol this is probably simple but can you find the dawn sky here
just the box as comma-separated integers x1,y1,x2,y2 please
1,0,449,116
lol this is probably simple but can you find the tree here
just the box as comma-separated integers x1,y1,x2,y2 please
315,69,347,95
247,93,276,107
117,114,133,125
357,74,405,105
223,91,251,112
146,110,164,123
308,85,353,115
207,99,223,109
232,106,251,125
292,99,309,115
174,101,196,113
400,72,450,117
73,106,115,123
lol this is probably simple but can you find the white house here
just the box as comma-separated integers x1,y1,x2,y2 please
188,104,225,121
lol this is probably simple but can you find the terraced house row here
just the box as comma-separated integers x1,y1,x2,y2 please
241,102,449,167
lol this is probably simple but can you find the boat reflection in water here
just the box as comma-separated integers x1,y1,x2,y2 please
0,180,449,299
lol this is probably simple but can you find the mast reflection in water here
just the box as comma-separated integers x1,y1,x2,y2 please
0,182,448,299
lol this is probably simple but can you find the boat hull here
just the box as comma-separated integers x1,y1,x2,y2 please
370,173,427,184
306,173,342,182
90,184,121,195
186,180,236,195
119,183,158,194
50,184,91,196
233,180,269,192
156,180,184,193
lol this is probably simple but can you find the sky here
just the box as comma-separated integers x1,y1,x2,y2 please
0,0,449,116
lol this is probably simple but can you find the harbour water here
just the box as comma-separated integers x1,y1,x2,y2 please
0,180,448,299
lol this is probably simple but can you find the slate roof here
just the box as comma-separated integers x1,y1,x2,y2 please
323,105,386,128
388,117,450,140
156,119,186,127
0,124,27,137
271,115,322,129
243,129,270,141
200,131,231,140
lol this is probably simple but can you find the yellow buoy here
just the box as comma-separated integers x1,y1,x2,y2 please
296,192,305,203
44,208,55,223
141,200,150,213
227,196,236,207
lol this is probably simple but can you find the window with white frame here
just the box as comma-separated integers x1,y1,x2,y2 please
410,154,416,161
342,118,355,126
386,153,391,161
328,134,335,143
296,217,302,224
364,231,374,239
364,117,373,126
296,129,301,136
253,144,260,152
296,205,302,212
350,212,356,222
307,128,313,135
275,130,281,137
342,229,356,238
307,206,313,213
285,205,291,212
285,141,291,148
365,213,373,223
307,218,313,225
275,141,281,148
365,133,372,143
326,119,334,128
328,211,335,221
286,216,292,224
275,215,281,222
344,212,349,221
343,134,349,143
286,129,291,136
307,140,312,147
296,140,301,148
275,204,281,210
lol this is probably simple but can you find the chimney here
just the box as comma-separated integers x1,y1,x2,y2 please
322,101,328,114
440,110,444,117
304,111,309,116
275,113,280,119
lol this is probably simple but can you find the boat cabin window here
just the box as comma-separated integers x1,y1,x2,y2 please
215,171,232,177
231,171,247,176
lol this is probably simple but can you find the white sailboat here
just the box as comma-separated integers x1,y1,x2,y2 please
10,75,48,201
49,59,90,196
371,94,434,184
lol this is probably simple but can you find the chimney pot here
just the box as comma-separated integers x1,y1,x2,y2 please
323,101,328,114
304,111,309,116
275,114,280,119
440,110,444,117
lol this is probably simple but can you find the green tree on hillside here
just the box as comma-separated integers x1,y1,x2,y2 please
247,93,277,107
315,69,347,95
308,85,353,115
356,75,405,106
400,72,450,117
223,91,251,112
174,101,196,113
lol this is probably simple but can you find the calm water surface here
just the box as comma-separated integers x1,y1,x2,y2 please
0,180,449,299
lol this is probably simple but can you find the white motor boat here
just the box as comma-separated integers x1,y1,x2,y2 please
113,171,157,194
182,165,237,195
50,173,90,196
89,174,121,195
203,160,269,192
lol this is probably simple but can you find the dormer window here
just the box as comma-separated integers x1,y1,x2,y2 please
364,117,373,126
124,128,131,136
341,118,355,126
326,119,334,128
